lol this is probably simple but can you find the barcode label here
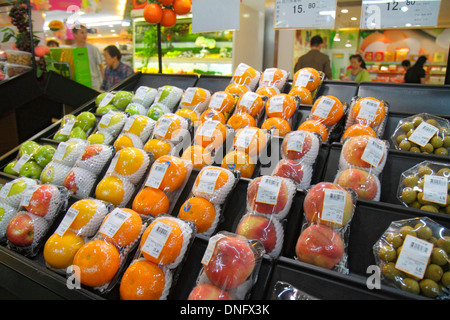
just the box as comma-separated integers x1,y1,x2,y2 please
286,131,306,152
361,137,385,167
408,122,439,147
198,120,219,138
154,117,173,138
255,176,281,205
268,95,284,113
20,185,37,207
99,208,132,238
357,99,380,122
239,92,259,109
145,162,169,189
233,63,249,77
294,71,311,88
395,234,433,279
321,189,347,225
182,87,196,104
99,111,116,127
201,233,226,266
134,86,148,101
0,181,13,199
262,68,276,83
99,93,114,107
55,207,79,236
196,169,221,195
123,115,138,132
12,153,31,173
423,174,448,205
209,92,227,111
59,119,75,136
141,221,173,259
312,97,335,120
235,128,257,149
53,142,69,161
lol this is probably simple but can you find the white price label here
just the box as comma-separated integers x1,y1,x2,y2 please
268,95,284,113
196,169,221,195
141,221,173,259
287,131,307,152
239,92,259,110
182,87,197,105
262,68,276,83
234,128,257,149
274,0,337,29
99,111,116,127
312,96,335,120
198,120,219,138
20,185,37,207
55,207,79,236
408,122,439,147
134,86,148,102
357,99,380,122
255,176,282,205
209,92,227,111
145,162,169,189
361,137,385,167
123,115,138,132
12,153,31,173
321,188,347,225
201,233,226,266
361,0,441,29
99,208,132,239
0,181,13,199
53,142,69,161
59,119,75,136
154,116,173,138
423,175,448,205
294,71,312,87
395,234,433,279
99,93,114,107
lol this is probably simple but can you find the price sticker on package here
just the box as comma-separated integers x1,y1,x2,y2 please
321,188,347,225
99,208,132,238
20,185,37,207
235,128,257,149
182,87,197,105
312,96,335,120
12,153,31,173
268,95,284,113
395,234,433,279
99,93,114,107
287,131,306,152
99,111,116,127
154,116,173,138
294,71,312,87
209,92,227,111
199,120,219,138
55,207,79,236
0,181,13,199
239,92,259,110
256,176,282,205
123,115,138,132
145,162,169,189
423,175,448,205
59,119,75,136
201,233,226,266
133,86,148,102
361,137,385,167
262,68,277,84
196,169,221,195
141,221,173,259
407,122,439,147
357,99,380,122
53,142,69,161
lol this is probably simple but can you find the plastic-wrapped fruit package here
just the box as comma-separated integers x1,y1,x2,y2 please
97,110,128,137
152,113,190,145
152,85,184,112
95,173,136,207
177,87,212,117
288,85,313,105
181,144,213,170
224,82,249,98
207,91,237,122
272,159,313,190
188,232,265,300
391,113,450,156
119,215,195,300
292,67,324,97
75,144,114,176
133,155,193,217
105,147,151,185
342,96,389,141
0,177,37,209
334,168,381,201
70,207,148,294
43,198,113,273
258,67,289,92
271,281,318,300
53,112,97,142
234,91,266,120
63,167,97,199
95,91,116,114
6,184,69,257
281,130,321,165
373,217,450,299
144,138,175,161
118,114,156,144
230,62,261,92
263,93,298,134
125,102,148,116
131,86,158,109
397,161,450,214
227,111,257,131
256,85,280,99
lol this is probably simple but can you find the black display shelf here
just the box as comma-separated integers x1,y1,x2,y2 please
315,80,359,105
195,75,232,93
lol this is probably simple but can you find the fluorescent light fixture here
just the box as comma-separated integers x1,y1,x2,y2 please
122,21,130,27
110,29,116,32
333,32,341,42
345,40,352,47
340,9,348,13
351,17,357,20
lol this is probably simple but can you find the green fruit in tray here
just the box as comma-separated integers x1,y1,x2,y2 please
95,92,110,106
75,111,96,131
112,91,133,110
18,141,40,158
147,104,165,120
53,129,69,142
34,145,56,168
18,160,42,179
3,161,19,176
69,126,87,140
96,104,117,115
61,114,76,126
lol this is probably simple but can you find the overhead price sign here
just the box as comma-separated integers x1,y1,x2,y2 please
192,0,240,33
274,0,337,29
360,0,442,29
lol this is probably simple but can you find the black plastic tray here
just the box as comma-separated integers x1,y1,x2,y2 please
194,75,232,93
315,80,359,105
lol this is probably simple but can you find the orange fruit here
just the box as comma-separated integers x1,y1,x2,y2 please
143,3,162,24
351,97,386,127
140,217,184,265
151,155,188,192
265,93,296,120
160,8,176,27
113,134,141,151
232,63,259,89
153,114,187,141
123,115,152,137
95,175,127,206
293,67,322,92
73,239,121,287
132,186,170,217
194,166,233,194
199,109,226,124
235,92,264,118
175,108,198,123
342,123,377,141
233,127,268,156
68,199,100,231
179,87,210,110
227,112,256,130
120,259,166,300
255,86,279,98
297,119,328,142
311,95,344,126
178,197,216,234
172,0,191,15
194,120,228,149
208,91,236,115
181,145,212,169
113,147,147,176
259,67,287,88
159,0,174,5
221,150,255,178
288,86,313,105
43,230,85,269
261,117,291,137
225,83,249,97
143,138,173,160
99,208,143,248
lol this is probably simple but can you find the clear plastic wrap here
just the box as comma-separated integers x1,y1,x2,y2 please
153,85,184,112
95,173,136,207
288,85,313,105
131,86,158,109
53,112,97,142
397,160,450,214
229,62,261,92
263,93,299,136
105,147,151,185
373,216,450,299
87,111,128,145
206,91,237,122
272,159,313,190
391,113,450,156
255,86,280,99
258,67,290,93
188,231,265,300
234,91,266,120
271,281,319,300
152,113,190,145
292,67,325,99
281,130,321,165
177,86,212,118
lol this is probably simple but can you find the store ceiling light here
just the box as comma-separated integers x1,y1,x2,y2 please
345,40,352,47
351,17,357,20
341,9,348,13
333,32,341,42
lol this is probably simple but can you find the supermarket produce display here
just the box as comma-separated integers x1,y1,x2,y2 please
0,66,450,301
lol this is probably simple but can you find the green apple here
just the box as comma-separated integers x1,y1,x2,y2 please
61,114,76,127
125,103,144,116
18,141,40,158
87,132,106,144
3,161,19,176
69,126,87,140
18,160,42,179
53,129,69,142
147,105,165,120
95,92,110,106
40,163,56,184
96,104,117,115
112,91,133,110
98,112,125,130
75,111,96,132
34,145,56,167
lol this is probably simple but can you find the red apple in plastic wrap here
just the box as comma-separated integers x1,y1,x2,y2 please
203,236,255,290
335,168,379,200
303,182,354,228
6,213,35,246
295,224,345,270
247,176,290,216
188,283,232,300
342,135,382,168
282,131,313,160
272,159,304,185
24,184,58,217
236,214,278,255
81,144,104,161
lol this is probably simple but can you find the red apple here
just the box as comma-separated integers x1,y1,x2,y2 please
6,213,34,246
203,236,256,290
63,170,77,193
24,185,58,217
81,144,103,161
282,131,313,160
303,182,354,228
342,135,381,168
335,168,378,200
272,159,304,185
188,283,232,300
295,224,345,270
236,214,278,255
247,176,289,215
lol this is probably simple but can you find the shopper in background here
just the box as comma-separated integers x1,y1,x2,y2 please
341,54,371,83
404,55,428,84
46,40,59,48
101,45,134,91
401,59,411,72
72,24,104,91
294,35,332,80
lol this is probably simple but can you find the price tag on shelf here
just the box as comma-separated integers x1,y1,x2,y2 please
360,0,441,29
274,0,337,29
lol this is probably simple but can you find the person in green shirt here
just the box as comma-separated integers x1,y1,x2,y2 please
342,54,371,83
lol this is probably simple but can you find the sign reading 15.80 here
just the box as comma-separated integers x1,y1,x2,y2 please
292,2,317,14
274,0,336,29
